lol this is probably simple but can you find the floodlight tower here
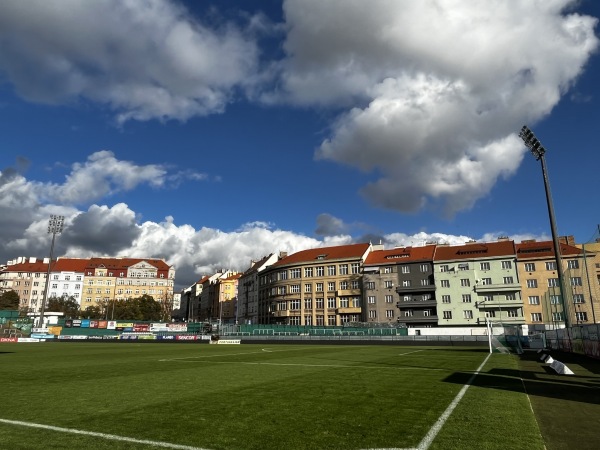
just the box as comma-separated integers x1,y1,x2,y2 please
518,126,569,328
38,215,65,329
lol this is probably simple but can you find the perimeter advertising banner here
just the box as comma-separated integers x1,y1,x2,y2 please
0,337,18,343
176,335,197,341
98,320,108,329
134,324,149,332
168,324,187,332
107,321,117,330
81,320,90,328
150,323,169,332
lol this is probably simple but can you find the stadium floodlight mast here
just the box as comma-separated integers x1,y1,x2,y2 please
518,126,569,329
38,215,65,329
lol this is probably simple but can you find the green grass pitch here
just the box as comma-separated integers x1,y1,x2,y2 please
0,343,546,450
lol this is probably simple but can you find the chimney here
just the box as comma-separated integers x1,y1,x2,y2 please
29,257,37,263
559,235,575,246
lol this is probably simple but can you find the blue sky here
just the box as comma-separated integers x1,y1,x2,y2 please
1,0,599,289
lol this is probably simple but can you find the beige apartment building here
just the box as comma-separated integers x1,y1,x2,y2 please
516,240,598,327
0,256,175,314
257,243,371,326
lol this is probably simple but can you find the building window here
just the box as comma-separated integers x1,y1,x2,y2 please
568,260,579,269
385,295,394,303
365,282,375,290
458,263,469,271
548,278,559,287
401,280,410,287
368,296,376,304
385,281,394,288
290,300,300,310
420,264,429,272
423,310,431,317
290,269,301,279
340,264,349,275
316,283,324,292
290,285,300,294
315,298,324,309
507,309,519,318
552,312,564,321
339,281,348,290
546,261,557,271
480,262,490,271
385,310,394,318
304,267,313,278
304,284,312,293
573,294,584,304
327,265,336,276
570,277,582,286
442,295,451,304
279,270,288,280
327,297,335,308
305,315,312,326
368,310,377,319
404,310,413,317
401,265,410,274
527,279,538,288
328,315,336,326
576,311,588,322
524,263,536,272
505,293,516,301
462,294,471,303
422,294,431,301
327,282,335,291
482,295,493,302
443,311,452,320
420,279,430,286
503,276,514,284
351,280,360,290
441,280,450,288
382,266,392,274
316,266,324,277
550,295,561,305
528,296,540,305
463,310,473,319
481,278,492,285
501,261,512,269
460,279,470,287
531,313,542,322
440,265,449,272
339,298,349,308
351,263,360,274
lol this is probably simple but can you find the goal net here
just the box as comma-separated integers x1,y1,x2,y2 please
488,322,524,354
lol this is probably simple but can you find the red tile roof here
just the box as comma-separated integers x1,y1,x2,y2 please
364,245,437,265
434,240,516,261
1,259,49,273
53,258,89,272
516,241,584,259
272,243,371,267
85,257,171,271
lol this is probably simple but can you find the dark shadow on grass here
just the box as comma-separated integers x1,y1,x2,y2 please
0,352,14,354
443,353,600,406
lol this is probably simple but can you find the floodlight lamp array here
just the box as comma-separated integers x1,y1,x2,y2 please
518,125,546,160
48,215,65,234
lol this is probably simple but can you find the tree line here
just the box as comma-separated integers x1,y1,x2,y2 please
0,291,173,322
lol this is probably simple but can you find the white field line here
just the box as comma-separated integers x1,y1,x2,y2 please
363,352,492,450
398,350,424,356
0,418,210,450
159,346,313,362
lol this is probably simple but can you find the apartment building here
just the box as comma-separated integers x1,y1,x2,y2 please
237,253,279,325
517,240,598,327
258,243,371,326
434,240,523,327
197,270,239,322
363,244,437,327
0,256,175,313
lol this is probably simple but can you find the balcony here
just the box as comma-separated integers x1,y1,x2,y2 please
396,299,437,308
475,299,523,309
474,282,520,293
336,307,361,314
398,315,439,324
395,284,436,294
271,310,291,318
336,289,361,297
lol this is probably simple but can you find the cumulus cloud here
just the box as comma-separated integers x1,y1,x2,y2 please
0,0,262,123
28,151,208,205
276,0,598,216
0,157,548,290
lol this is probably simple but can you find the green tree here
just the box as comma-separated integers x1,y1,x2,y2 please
83,305,103,320
0,290,20,310
47,296,80,318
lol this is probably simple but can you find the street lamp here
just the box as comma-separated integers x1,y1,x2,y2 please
518,126,570,328
38,215,64,329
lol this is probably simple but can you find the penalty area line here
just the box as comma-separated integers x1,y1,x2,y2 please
0,418,210,450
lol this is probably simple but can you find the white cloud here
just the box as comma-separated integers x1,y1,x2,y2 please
0,0,261,123
276,0,598,216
